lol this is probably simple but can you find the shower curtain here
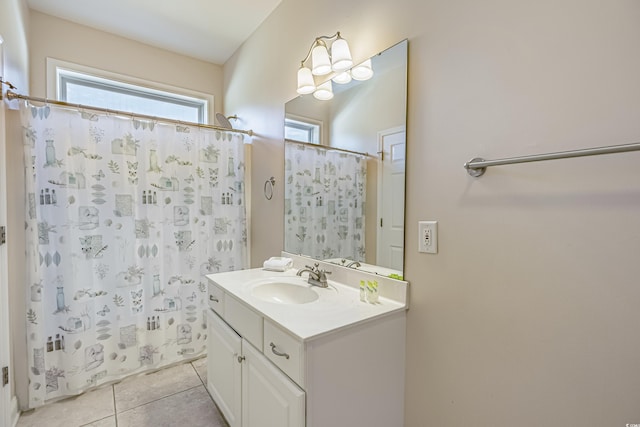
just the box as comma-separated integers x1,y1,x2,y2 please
21,103,248,408
284,141,366,261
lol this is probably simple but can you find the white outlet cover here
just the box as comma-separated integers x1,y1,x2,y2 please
418,221,438,254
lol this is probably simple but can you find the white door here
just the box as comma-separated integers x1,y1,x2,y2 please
376,127,406,271
207,310,242,427
241,339,305,427
0,34,13,427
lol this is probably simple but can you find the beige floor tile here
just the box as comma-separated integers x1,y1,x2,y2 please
192,356,208,384
117,385,228,427
16,385,114,427
80,415,116,426
114,362,202,412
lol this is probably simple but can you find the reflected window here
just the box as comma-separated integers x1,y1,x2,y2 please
285,118,320,144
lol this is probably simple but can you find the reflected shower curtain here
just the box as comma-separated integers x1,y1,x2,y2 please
21,103,247,408
284,141,366,261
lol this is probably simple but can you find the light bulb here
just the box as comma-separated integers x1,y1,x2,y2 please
311,41,332,76
331,37,353,72
297,66,316,95
332,71,352,84
351,59,374,81
313,81,334,100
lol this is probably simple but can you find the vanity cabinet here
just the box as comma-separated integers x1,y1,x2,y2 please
207,309,242,426
207,274,407,427
242,338,305,427
206,308,305,427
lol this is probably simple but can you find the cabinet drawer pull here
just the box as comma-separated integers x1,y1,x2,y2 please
209,295,219,302
269,342,290,359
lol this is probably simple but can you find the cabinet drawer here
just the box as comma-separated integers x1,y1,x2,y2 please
225,296,263,351
207,281,225,317
263,320,305,387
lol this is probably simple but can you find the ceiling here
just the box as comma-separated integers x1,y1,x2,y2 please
26,0,283,64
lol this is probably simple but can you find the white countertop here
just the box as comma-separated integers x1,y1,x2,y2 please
206,267,407,342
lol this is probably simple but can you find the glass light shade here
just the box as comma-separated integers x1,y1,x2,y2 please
313,81,334,100
311,43,332,76
332,71,352,84
351,59,374,81
297,66,316,95
331,38,353,72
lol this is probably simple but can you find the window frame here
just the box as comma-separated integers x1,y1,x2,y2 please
284,114,322,145
46,58,214,124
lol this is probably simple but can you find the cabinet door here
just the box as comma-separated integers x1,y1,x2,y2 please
207,310,242,427
242,339,305,427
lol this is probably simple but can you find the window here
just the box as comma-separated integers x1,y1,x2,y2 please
49,59,212,124
284,117,321,144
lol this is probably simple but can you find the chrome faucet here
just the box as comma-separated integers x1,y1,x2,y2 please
345,260,361,268
296,263,331,288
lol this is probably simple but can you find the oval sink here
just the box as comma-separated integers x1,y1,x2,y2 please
251,281,319,304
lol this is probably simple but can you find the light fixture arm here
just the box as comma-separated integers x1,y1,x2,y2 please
299,32,342,66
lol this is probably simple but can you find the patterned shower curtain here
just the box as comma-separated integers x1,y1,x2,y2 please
21,103,248,408
284,141,366,261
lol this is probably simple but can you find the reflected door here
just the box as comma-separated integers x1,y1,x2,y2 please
377,127,406,271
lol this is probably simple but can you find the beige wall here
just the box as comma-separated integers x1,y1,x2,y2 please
0,0,29,92
28,11,224,115
226,0,640,425
6,10,227,410
0,0,29,412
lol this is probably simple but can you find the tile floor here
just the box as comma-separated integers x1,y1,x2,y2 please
16,357,229,427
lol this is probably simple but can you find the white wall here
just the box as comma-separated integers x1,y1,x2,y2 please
225,0,640,425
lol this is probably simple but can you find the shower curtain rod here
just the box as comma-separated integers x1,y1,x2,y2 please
285,138,376,158
4,90,254,136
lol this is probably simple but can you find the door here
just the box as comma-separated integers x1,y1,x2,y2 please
0,34,13,427
207,310,242,427
241,339,305,427
376,127,406,271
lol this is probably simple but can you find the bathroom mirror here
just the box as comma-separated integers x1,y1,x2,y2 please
284,40,407,277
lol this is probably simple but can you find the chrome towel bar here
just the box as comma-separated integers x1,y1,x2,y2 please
464,142,640,177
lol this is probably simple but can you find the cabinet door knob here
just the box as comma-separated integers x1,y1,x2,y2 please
209,295,219,302
269,342,290,359
237,355,245,363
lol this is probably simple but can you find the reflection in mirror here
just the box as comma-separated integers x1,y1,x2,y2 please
284,40,407,278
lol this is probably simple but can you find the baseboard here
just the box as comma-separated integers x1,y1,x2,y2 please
9,396,19,427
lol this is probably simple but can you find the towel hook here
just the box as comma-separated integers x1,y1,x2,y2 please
264,177,275,200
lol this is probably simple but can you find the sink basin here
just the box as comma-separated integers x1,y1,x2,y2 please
250,279,319,304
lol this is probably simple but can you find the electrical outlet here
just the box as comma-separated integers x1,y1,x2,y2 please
418,221,438,253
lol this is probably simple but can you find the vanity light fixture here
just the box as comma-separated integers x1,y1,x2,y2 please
297,31,372,99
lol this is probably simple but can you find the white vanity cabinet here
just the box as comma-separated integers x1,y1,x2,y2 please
207,309,242,427
206,270,407,427
241,338,305,427
206,304,305,427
